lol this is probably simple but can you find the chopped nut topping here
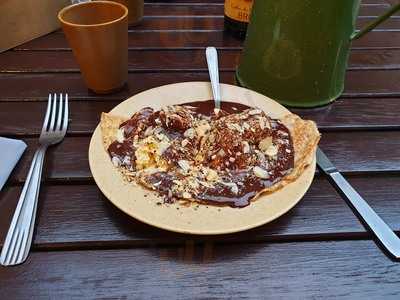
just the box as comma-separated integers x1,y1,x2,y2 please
208,133,215,143
184,128,195,139
259,136,273,153
255,150,266,162
144,126,154,137
155,132,169,142
242,141,250,154
259,118,265,130
181,139,189,147
279,130,289,136
178,160,190,173
142,167,162,175
195,121,211,137
182,192,192,199
116,128,125,143
253,166,269,179
122,156,131,165
222,182,239,194
198,180,212,188
153,181,162,187
227,123,243,132
248,109,262,115
205,168,219,181
265,145,278,157
157,140,170,155
112,156,121,167
173,180,182,186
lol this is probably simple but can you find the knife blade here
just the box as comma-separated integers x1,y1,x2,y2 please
316,147,400,259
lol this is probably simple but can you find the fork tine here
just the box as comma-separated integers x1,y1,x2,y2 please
9,229,24,265
62,94,69,133
49,93,57,131
2,228,20,265
15,229,27,265
41,94,52,134
56,93,63,131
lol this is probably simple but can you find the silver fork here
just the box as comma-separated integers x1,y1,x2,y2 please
0,93,69,266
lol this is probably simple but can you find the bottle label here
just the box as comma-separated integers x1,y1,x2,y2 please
225,0,254,23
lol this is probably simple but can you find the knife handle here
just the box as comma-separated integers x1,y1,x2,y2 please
328,171,400,258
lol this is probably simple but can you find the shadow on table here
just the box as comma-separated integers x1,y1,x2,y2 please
101,190,301,264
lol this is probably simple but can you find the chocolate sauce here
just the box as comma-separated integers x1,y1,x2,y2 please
108,140,135,169
184,100,250,116
107,100,294,208
119,107,156,139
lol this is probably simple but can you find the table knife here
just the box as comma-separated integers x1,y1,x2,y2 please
316,147,400,259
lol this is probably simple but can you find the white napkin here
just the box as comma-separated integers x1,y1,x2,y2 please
0,137,27,191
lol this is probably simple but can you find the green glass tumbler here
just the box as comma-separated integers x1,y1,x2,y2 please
236,0,400,107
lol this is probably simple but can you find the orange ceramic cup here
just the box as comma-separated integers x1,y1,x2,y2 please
58,1,128,94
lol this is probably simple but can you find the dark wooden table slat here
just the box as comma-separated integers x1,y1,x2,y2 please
2,48,400,72
1,176,400,248
13,30,400,51
0,68,399,101
2,131,399,184
1,97,400,137
1,240,399,299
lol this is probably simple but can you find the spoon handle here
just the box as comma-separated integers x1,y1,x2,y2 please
206,47,221,109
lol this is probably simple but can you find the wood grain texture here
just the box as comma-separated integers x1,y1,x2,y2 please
102,3,400,18
0,240,400,299
13,30,400,51
1,176,400,248
2,97,400,136
4,16,397,33
0,68,399,101
132,15,400,30
2,48,400,72
143,2,224,16
3,131,400,184
0,0,399,297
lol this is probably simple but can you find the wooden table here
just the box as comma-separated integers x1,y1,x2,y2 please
1,0,400,298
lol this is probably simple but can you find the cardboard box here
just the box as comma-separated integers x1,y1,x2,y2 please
0,0,70,52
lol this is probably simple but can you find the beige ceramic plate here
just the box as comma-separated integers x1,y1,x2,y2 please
89,82,316,235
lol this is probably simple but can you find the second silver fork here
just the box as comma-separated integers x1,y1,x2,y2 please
0,93,69,266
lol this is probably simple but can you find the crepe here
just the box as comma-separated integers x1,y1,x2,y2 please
99,104,320,207
259,114,320,195
100,112,127,149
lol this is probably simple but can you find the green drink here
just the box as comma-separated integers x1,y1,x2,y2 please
236,0,400,107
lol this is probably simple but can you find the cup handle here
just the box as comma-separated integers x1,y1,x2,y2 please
351,3,400,40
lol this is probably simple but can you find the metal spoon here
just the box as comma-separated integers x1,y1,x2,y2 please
206,47,221,109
